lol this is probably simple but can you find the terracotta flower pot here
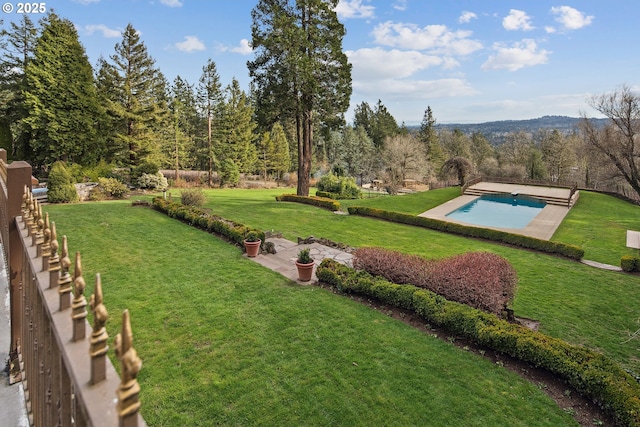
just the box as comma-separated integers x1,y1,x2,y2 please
244,239,261,257
295,261,315,282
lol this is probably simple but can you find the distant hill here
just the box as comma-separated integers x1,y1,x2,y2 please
417,115,609,145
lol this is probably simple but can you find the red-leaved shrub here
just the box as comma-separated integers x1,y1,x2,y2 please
353,248,517,315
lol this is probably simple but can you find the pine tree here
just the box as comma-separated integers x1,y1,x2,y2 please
218,78,257,174
102,23,165,172
0,15,38,160
196,59,224,186
270,121,290,181
419,106,445,170
249,0,352,196
168,76,198,179
23,12,104,169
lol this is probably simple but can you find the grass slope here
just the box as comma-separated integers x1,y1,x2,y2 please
46,201,576,426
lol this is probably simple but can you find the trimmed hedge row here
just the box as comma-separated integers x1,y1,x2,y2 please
275,194,340,211
316,258,640,426
152,197,265,246
348,206,584,260
621,255,640,272
315,190,360,200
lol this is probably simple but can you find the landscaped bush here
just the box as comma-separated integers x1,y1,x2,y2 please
316,258,640,427
47,161,79,203
275,194,340,211
316,173,361,199
353,248,516,315
152,197,264,247
348,206,584,260
137,172,168,191
180,188,206,207
621,255,640,272
96,177,128,199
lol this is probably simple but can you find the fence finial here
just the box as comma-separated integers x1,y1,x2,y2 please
71,252,87,341
116,309,142,427
89,273,109,384
58,236,73,310
49,222,60,269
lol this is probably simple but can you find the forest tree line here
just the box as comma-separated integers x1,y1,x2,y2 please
1,9,639,199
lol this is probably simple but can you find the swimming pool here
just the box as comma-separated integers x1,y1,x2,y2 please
445,194,546,229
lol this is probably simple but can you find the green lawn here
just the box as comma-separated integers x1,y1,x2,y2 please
187,187,640,375
552,191,640,265
45,201,577,426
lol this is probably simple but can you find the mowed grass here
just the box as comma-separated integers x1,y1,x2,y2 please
45,201,576,426
552,191,640,265
194,187,640,373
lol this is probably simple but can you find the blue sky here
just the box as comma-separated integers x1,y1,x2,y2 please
2,0,639,124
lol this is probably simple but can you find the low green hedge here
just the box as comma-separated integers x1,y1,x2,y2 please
152,197,265,246
316,258,640,426
621,255,640,272
275,194,340,211
347,206,584,260
315,190,360,200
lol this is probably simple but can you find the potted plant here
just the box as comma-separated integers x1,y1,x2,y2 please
295,248,315,282
243,231,262,258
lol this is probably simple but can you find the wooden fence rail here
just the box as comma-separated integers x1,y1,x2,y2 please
1,149,145,427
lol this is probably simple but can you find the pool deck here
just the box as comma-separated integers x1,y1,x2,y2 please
418,183,575,240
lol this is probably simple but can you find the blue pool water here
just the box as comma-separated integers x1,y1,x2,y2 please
445,194,546,229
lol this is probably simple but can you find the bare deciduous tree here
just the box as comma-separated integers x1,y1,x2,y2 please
581,85,640,198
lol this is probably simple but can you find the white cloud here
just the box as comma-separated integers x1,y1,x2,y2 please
482,39,550,71
347,47,449,80
550,6,593,31
372,21,482,56
160,0,182,7
231,39,253,55
335,0,375,19
216,39,253,55
393,0,407,11
354,78,478,99
174,36,206,53
458,11,477,24
502,9,535,31
83,24,121,38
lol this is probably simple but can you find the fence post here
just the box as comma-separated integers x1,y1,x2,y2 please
116,309,142,427
90,273,109,384
7,160,32,352
71,252,87,341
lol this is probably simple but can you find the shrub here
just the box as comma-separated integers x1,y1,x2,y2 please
137,172,168,191
47,161,78,203
97,177,128,199
275,194,340,211
316,258,640,426
180,188,206,207
353,248,517,316
131,160,160,181
347,206,584,260
621,255,639,272
151,197,264,247
316,173,361,199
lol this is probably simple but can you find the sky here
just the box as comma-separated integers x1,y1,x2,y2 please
2,0,639,124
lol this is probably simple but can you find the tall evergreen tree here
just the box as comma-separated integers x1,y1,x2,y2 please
249,0,352,196
354,100,399,149
23,12,104,169
102,23,165,171
168,76,198,179
219,78,257,173
0,15,38,160
270,121,291,180
197,59,224,186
